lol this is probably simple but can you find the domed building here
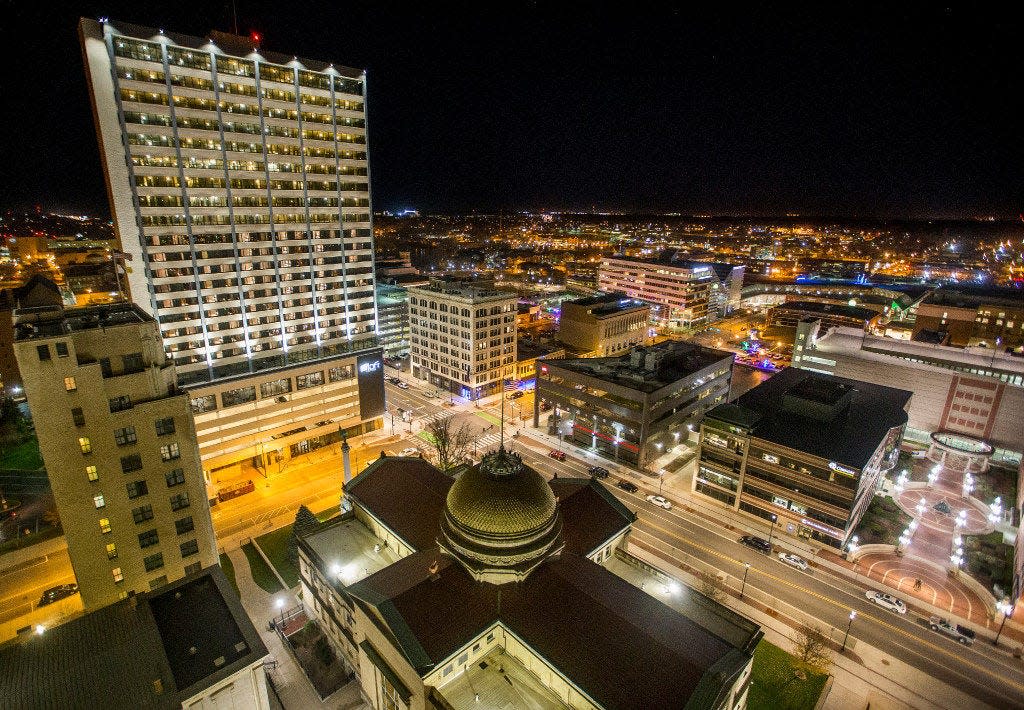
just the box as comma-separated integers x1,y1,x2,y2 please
295,451,762,710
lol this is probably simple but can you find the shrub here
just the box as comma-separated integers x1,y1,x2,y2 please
314,636,334,667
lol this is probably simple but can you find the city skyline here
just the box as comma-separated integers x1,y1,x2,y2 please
2,3,1021,219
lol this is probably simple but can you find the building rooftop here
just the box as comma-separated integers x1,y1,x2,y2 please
545,340,733,394
0,567,267,709
408,277,516,303
922,286,1024,310
770,300,878,321
301,515,401,588
13,302,152,340
563,292,649,318
516,338,564,362
713,367,911,468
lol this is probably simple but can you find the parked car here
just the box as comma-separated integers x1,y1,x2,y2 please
398,447,419,457
740,535,772,554
539,401,553,412
548,450,567,461
588,466,610,479
866,590,907,614
616,480,639,493
386,376,401,385
646,494,672,510
424,390,439,399
397,380,409,389
777,552,809,571
508,390,524,399
38,584,79,607
928,616,975,645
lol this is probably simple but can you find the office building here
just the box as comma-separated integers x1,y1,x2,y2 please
408,277,517,400
0,567,270,709
13,303,217,610
557,293,649,357
599,256,716,328
296,452,761,709
911,289,1024,348
794,321,1024,457
79,19,384,480
375,254,428,358
514,338,564,382
695,368,911,549
535,341,734,466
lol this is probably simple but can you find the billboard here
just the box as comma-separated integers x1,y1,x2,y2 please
357,351,386,421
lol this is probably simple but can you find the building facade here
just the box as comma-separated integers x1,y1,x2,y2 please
13,303,217,610
695,368,910,549
535,341,733,466
912,290,1024,348
598,256,716,328
557,293,649,357
79,19,383,480
408,277,517,400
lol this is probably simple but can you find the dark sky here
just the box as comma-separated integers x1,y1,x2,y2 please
1,2,1020,218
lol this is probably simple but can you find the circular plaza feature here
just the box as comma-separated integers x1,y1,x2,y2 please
926,431,993,474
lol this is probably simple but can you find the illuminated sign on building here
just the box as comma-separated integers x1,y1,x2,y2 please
828,461,858,477
762,453,780,465
359,360,382,374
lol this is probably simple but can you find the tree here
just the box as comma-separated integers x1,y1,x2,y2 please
783,626,832,688
425,416,474,472
288,505,320,564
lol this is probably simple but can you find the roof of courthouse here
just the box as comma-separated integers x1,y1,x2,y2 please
708,367,911,468
0,567,267,710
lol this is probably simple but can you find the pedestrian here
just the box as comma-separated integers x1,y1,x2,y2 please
914,578,922,591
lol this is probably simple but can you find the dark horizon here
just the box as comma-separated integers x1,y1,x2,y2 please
2,2,1021,220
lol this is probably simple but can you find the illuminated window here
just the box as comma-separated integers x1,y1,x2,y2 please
93,494,105,509
380,676,400,710
86,465,98,482
79,437,92,454
99,518,111,534
160,443,180,461
112,567,123,583
106,543,117,559
64,377,77,392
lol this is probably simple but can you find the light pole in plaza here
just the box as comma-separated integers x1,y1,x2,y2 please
995,600,1014,645
740,563,751,598
841,610,856,652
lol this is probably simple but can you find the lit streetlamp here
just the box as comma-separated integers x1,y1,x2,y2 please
842,610,856,652
741,563,751,598
994,599,1014,646
767,513,778,552
275,597,286,627
989,496,1003,525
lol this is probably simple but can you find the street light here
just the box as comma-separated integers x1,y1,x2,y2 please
275,597,285,627
989,496,1003,525
995,599,1014,645
841,610,856,652
767,513,778,552
741,563,751,598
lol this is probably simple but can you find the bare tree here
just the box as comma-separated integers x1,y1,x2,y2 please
425,416,474,472
697,572,726,603
783,626,832,687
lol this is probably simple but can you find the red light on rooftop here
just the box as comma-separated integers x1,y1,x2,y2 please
251,31,262,44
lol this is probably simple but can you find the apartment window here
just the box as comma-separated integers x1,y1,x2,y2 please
165,468,186,488
155,417,176,436
109,395,132,413
93,494,105,509
149,575,168,590
169,492,190,511
126,480,149,499
179,539,199,558
160,443,180,461
99,518,111,534
64,377,77,392
184,561,202,575
79,437,92,454
71,407,85,427
190,394,216,413
106,543,117,559
329,365,353,382
132,504,154,524
138,529,159,548
260,378,292,398
112,567,123,583
296,370,324,390
55,341,69,357
123,352,145,373
221,385,256,407
121,454,143,473
175,515,194,535
99,358,112,377
86,465,98,482
143,552,164,572
381,677,400,710
37,344,50,361
114,426,137,446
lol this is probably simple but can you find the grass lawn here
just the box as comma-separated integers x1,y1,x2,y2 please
0,438,43,470
255,525,301,588
748,639,828,710
853,495,912,546
219,553,240,598
314,506,339,523
241,542,284,593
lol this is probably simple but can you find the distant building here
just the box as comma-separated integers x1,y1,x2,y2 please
0,567,270,709
793,321,1024,457
695,368,911,549
0,275,64,398
13,303,217,609
536,341,734,466
515,338,565,382
297,453,761,710
557,293,649,357
408,277,517,400
911,289,1024,348
765,300,880,334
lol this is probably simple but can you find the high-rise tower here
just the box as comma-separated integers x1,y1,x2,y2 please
79,19,385,480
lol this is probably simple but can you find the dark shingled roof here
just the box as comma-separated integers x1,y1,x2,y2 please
717,367,911,468
348,550,749,710
550,477,635,556
0,567,267,710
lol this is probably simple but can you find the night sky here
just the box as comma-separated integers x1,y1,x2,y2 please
1,2,1020,218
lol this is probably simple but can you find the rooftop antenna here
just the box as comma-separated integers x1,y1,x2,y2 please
232,0,239,35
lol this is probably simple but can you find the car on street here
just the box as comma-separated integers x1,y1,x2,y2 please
588,466,610,479
866,590,907,614
508,390,524,399
740,535,772,554
396,380,409,389
616,480,639,493
424,390,439,399
777,552,809,571
39,584,79,607
398,447,419,457
386,376,401,385
548,450,567,461
928,616,975,645
645,494,672,510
